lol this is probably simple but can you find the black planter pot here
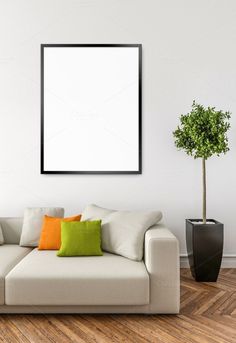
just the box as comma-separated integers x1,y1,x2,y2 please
186,219,223,282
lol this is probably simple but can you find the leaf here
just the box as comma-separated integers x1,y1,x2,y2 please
173,101,231,159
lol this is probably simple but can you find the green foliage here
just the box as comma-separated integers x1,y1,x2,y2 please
173,101,231,159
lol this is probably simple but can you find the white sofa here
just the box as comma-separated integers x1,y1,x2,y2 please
0,217,180,314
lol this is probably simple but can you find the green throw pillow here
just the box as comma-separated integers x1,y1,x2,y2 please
57,220,103,257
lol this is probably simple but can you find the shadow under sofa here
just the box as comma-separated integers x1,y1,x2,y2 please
0,217,180,314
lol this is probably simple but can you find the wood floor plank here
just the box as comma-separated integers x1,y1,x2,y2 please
67,314,120,343
0,269,235,343
155,315,218,343
0,316,30,343
121,315,198,343
183,315,236,343
6,315,49,343
45,315,88,343
27,315,75,343
81,314,146,343
111,315,178,343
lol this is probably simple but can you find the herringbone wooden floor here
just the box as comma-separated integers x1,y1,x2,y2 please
0,269,235,343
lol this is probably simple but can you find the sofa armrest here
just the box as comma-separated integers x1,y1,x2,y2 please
144,223,180,313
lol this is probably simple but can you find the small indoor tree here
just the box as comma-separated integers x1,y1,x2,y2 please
173,101,231,224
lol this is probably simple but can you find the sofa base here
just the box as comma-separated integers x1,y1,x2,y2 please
0,305,179,315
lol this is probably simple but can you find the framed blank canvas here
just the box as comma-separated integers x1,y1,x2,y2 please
41,44,142,174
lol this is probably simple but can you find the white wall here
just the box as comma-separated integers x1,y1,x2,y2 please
0,0,236,256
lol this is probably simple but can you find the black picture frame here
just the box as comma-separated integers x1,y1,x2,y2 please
41,44,142,174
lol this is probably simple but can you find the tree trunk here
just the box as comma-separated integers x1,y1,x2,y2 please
202,158,206,224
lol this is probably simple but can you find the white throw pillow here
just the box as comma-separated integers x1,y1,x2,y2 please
20,207,64,247
0,224,4,245
82,204,162,261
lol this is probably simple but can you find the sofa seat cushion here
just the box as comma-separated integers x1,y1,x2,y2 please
0,245,32,305
5,249,149,306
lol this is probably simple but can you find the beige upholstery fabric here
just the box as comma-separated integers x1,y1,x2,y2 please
6,249,149,306
0,218,23,244
0,224,4,245
0,245,32,304
145,223,180,314
0,220,180,313
82,204,162,261
0,304,150,314
20,207,64,247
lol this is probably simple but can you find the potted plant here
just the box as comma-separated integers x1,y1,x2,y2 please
173,101,231,281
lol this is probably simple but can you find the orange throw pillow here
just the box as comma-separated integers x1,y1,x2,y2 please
38,215,81,250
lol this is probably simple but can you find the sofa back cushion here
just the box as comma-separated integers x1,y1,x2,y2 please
82,204,163,261
20,207,64,247
0,218,23,244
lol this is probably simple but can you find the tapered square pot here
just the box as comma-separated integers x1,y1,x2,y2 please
186,219,223,282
